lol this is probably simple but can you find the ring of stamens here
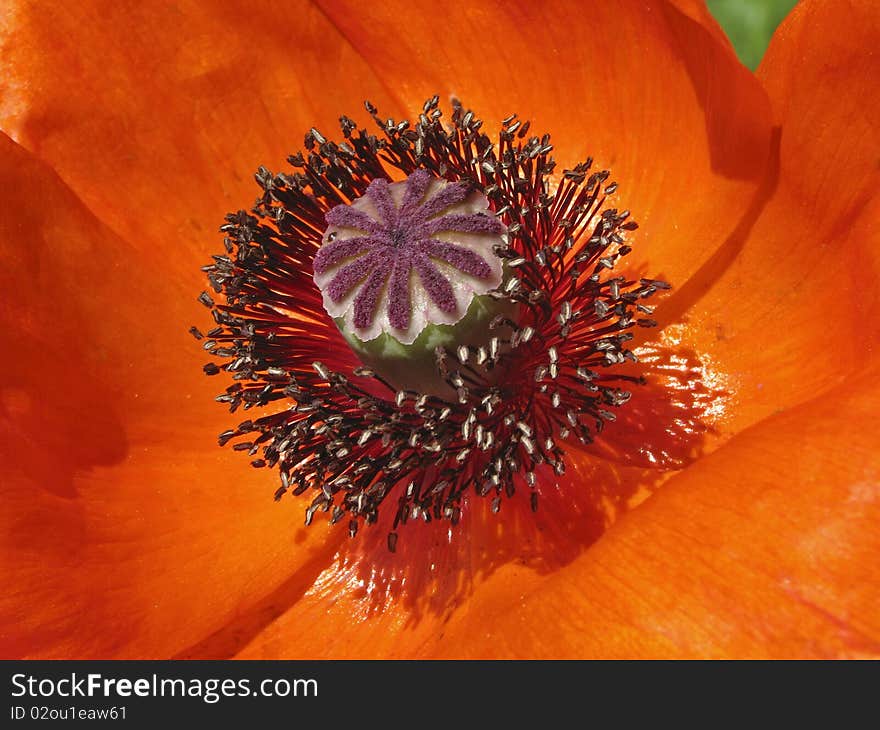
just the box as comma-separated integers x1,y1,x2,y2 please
195,97,667,550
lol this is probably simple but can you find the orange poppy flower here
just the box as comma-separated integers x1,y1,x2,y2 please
1,0,878,659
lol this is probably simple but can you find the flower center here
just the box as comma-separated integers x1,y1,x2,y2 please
314,171,506,339
196,96,669,547
313,170,513,395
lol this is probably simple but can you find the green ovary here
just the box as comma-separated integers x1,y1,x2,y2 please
338,293,518,398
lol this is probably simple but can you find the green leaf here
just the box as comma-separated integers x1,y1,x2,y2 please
707,0,799,70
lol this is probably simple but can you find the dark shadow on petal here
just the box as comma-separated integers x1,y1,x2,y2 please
312,458,662,627
0,135,129,498
660,3,774,181
1,334,128,499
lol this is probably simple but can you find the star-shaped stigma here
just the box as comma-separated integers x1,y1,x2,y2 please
313,169,506,344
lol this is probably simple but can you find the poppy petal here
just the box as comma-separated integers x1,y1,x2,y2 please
422,368,880,658
759,0,879,210
0,134,344,658
0,0,403,281
658,0,880,442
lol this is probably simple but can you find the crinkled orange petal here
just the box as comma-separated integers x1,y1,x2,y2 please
758,0,879,284
423,367,880,658
0,0,402,285
0,134,345,658
658,0,880,442
759,0,880,205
